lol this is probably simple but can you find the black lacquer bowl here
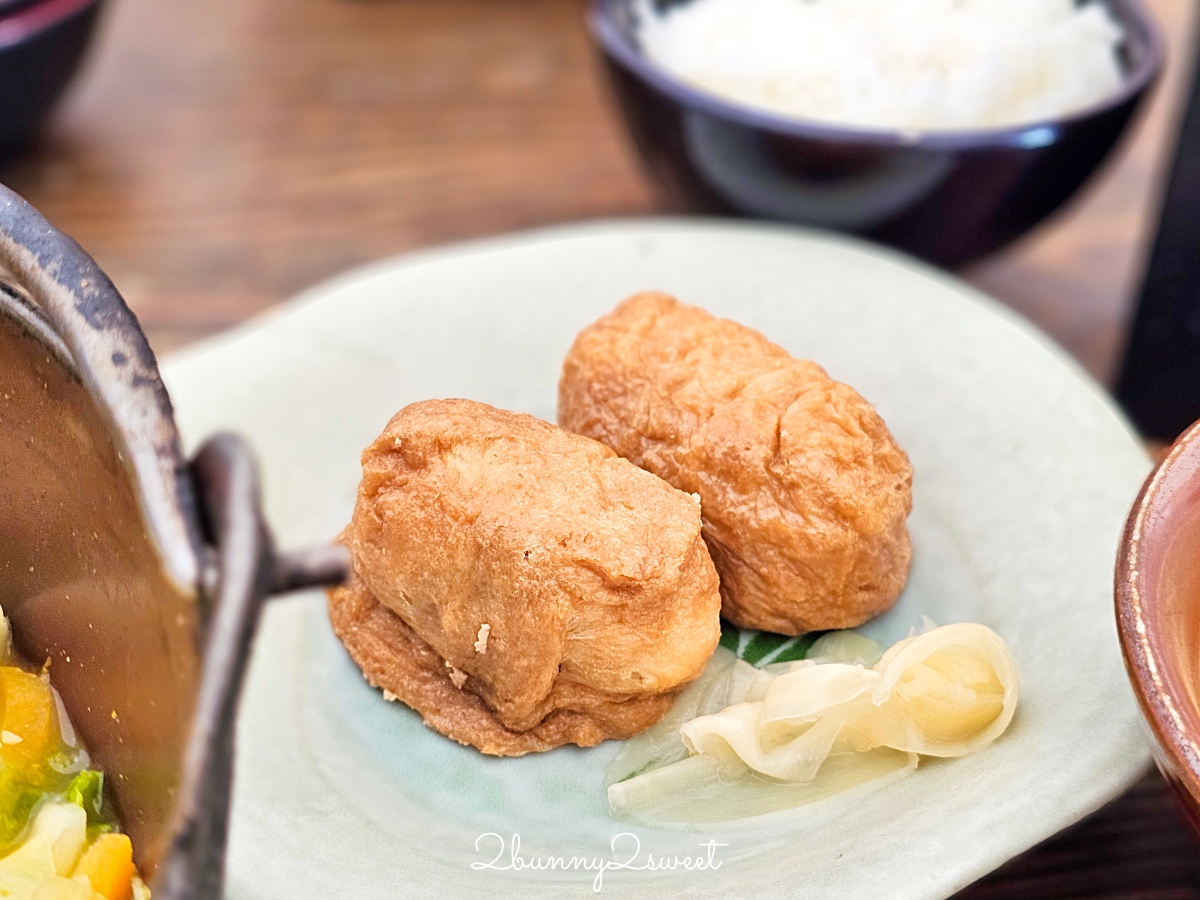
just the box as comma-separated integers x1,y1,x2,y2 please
0,0,106,161
590,0,1164,268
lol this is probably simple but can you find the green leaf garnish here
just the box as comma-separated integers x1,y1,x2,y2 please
718,621,740,652
768,632,824,664
65,770,104,821
726,627,826,666
740,631,788,665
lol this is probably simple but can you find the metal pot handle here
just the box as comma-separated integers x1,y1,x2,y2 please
155,434,347,900
0,184,349,899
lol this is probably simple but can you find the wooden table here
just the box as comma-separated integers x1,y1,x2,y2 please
5,0,1200,895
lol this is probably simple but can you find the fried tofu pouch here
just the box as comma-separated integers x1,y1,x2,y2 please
328,398,722,755
558,292,913,635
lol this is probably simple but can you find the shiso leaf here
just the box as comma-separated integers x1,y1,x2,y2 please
739,632,788,666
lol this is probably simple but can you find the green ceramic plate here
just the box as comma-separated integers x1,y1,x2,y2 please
162,221,1151,899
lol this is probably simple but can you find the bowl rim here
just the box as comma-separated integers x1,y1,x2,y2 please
0,0,44,19
0,0,101,50
1115,420,1200,808
589,0,1165,150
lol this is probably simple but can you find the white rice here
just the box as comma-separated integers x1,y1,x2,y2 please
634,0,1126,132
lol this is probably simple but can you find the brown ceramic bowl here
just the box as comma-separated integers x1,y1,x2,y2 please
1116,420,1200,835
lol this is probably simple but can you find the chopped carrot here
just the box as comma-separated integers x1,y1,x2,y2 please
72,834,133,900
0,667,58,772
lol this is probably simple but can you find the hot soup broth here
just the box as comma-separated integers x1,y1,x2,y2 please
0,608,145,900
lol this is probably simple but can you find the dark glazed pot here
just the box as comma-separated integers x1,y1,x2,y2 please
0,0,106,161
0,185,348,899
590,0,1164,268
1116,420,1200,839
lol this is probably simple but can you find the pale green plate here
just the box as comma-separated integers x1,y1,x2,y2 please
161,221,1152,899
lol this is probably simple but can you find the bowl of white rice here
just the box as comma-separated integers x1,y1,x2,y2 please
590,0,1163,266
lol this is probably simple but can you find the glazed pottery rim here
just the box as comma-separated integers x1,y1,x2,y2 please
1116,420,1200,809
0,0,101,49
589,0,1164,151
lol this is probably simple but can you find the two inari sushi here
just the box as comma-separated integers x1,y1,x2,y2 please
328,292,913,755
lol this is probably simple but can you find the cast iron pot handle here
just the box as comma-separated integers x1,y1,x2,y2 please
154,433,348,900
0,184,350,899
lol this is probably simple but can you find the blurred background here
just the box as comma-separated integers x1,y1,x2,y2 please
0,0,1192,384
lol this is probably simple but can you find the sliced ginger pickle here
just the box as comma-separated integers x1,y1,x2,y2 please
866,623,1018,756
609,623,1018,824
883,654,1006,745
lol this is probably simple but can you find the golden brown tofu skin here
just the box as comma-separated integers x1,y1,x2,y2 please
558,292,913,635
328,573,676,755
332,398,721,755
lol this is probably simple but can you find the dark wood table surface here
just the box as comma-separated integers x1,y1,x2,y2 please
5,0,1200,895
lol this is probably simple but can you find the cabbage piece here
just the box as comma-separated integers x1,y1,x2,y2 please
0,802,88,898
63,774,103,823
32,875,101,900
